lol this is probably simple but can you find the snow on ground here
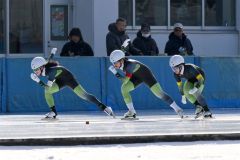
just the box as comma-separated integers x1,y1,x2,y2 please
0,140,239,160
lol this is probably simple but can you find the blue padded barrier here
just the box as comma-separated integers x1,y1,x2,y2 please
1,56,240,113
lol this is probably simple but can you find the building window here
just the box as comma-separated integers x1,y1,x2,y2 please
119,0,236,29
0,0,6,53
170,0,201,26
10,0,43,53
205,0,236,26
50,5,68,40
136,0,167,26
119,0,133,25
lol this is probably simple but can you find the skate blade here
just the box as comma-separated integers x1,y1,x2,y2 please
181,115,189,119
190,115,215,120
41,117,59,121
203,115,215,119
111,114,116,119
121,117,139,120
194,113,204,119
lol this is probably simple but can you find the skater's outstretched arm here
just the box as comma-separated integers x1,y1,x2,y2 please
30,73,47,87
47,48,57,61
109,62,140,84
109,65,131,83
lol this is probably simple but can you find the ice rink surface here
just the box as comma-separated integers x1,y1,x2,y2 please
0,109,240,159
0,140,240,160
0,109,240,144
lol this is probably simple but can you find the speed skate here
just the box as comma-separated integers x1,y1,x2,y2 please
121,117,139,120
41,117,59,121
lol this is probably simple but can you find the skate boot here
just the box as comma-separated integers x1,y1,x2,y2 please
204,111,213,118
44,111,57,119
194,105,204,119
44,106,57,119
123,110,137,119
104,106,116,118
176,109,185,119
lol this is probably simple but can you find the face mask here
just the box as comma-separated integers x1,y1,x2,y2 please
142,33,150,38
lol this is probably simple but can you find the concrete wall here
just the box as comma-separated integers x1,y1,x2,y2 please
73,0,94,51
237,0,240,55
73,0,118,57
93,0,118,57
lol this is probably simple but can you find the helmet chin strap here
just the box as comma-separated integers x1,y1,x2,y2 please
179,64,184,75
41,67,46,76
120,61,124,70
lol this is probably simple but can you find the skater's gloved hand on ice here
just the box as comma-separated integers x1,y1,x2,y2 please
189,87,198,94
181,95,187,104
30,73,40,83
108,65,117,74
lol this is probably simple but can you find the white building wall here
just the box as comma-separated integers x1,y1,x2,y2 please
189,33,238,56
74,0,240,57
237,0,240,55
93,0,118,57
127,31,239,56
73,0,94,52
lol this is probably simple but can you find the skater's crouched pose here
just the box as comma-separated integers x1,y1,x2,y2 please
30,56,115,119
169,55,212,118
109,50,184,119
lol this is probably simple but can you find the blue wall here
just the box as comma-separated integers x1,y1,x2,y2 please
0,57,239,113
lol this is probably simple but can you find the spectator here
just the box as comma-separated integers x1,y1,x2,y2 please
60,28,94,56
106,18,142,56
164,23,193,56
133,23,159,56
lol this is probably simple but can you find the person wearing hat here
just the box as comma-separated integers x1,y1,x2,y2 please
60,27,94,56
133,23,159,56
164,23,193,56
108,49,185,119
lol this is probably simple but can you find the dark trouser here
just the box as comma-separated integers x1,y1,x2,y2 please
45,72,106,111
183,80,210,112
121,65,174,105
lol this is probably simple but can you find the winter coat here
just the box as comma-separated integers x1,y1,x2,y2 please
60,41,94,56
133,31,159,56
164,32,193,56
106,23,141,56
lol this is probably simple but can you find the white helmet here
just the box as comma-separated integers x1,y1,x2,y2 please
110,50,125,64
31,57,47,70
169,55,184,68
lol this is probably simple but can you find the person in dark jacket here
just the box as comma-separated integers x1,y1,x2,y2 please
106,18,142,56
133,23,159,56
60,28,94,56
164,23,193,56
